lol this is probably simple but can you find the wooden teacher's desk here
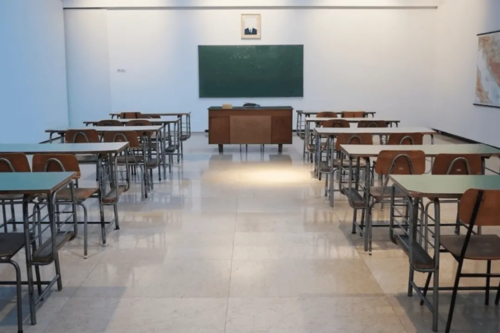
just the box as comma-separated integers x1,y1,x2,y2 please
208,106,293,153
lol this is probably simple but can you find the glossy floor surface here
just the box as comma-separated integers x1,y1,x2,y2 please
1,133,500,332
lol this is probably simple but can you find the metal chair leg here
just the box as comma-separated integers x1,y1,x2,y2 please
352,209,357,234
420,271,433,306
445,258,465,333
9,261,23,333
495,280,500,305
486,260,491,305
10,201,16,231
54,251,63,291
81,203,88,259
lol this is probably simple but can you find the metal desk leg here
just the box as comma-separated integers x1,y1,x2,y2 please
162,124,167,178
431,200,440,332
408,197,420,297
22,195,36,325
303,121,310,160
314,133,320,178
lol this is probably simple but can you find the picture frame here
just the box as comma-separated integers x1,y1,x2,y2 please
241,14,261,39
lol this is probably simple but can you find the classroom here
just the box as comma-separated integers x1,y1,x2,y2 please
1,0,500,332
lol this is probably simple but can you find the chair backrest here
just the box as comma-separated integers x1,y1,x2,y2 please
459,189,500,226
65,129,100,143
32,154,81,179
335,133,373,150
387,133,424,145
125,120,152,126
322,119,350,128
357,120,388,128
97,120,123,126
375,150,426,175
0,153,31,172
341,111,366,118
432,154,483,175
316,112,337,118
119,112,142,119
102,131,140,148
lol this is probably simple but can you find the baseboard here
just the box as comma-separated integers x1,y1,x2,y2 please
432,128,499,149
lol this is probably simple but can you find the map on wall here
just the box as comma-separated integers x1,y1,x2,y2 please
475,31,500,108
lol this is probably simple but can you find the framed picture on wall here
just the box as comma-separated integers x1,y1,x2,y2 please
241,14,261,39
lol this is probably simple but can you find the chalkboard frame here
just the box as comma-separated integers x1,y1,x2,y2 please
198,45,304,98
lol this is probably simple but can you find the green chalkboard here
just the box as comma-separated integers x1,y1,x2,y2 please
198,45,303,98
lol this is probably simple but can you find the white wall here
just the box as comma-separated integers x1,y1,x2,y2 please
0,0,68,143
64,9,112,126
64,7,436,131
431,0,500,146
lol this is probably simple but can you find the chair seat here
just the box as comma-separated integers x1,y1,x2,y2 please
440,235,500,260
332,159,367,167
40,188,98,202
117,155,159,168
76,155,97,164
369,186,405,201
0,233,25,258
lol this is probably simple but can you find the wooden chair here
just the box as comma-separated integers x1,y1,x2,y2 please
322,119,350,128
0,153,31,232
65,129,101,165
351,150,426,253
357,120,388,128
327,134,373,204
33,154,98,258
97,120,123,126
0,153,31,333
341,111,366,118
422,154,484,239
314,119,351,176
316,112,337,118
125,120,161,181
103,131,152,199
426,189,500,332
431,154,482,175
119,112,142,119
387,133,424,145
65,129,100,143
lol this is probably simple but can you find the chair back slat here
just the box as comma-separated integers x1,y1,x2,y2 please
341,111,366,118
335,133,373,150
459,189,500,226
432,154,483,175
97,120,123,126
357,120,388,128
322,119,350,128
0,153,31,172
65,129,100,143
387,133,424,145
316,112,337,118
32,154,81,179
125,120,152,126
375,150,426,175
102,131,140,148
119,112,142,119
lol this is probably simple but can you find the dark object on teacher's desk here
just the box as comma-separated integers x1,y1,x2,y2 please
243,103,260,107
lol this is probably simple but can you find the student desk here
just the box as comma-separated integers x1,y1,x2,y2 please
45,126,168,176
84,119,183,161
0,172,76,327
295,110,377,138
389,175,500,332
303,118,401,159
0,143,129,238
312,127,436,177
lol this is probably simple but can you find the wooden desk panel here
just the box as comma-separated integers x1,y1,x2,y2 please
208,106,293,152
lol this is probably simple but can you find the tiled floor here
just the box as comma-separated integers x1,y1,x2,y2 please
1,133,500,332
